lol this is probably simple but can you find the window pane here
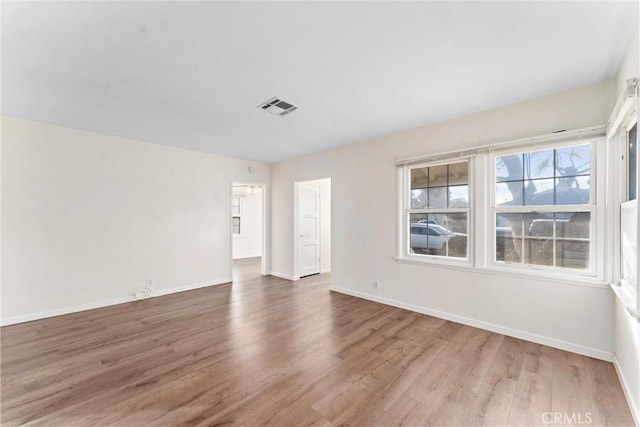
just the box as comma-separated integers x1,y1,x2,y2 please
409,214,446,255
629,124,637,201
524,150,554,179
409,214,428,255
447,213,467,234
232,217,241,234
496,181,523,206
496,238,521,262
556,212,590,239
428,213,446,227
411,189,428,209
428,165,448,187
496,214,521,262
447,213,467,258
411,167,429,189
556,144,590,178
525,212,554,237
496,154,523,182
524,238,553,266
428,187,447,208
427,234,446,255
556,240,589,269
409,213,467,258
448,162,468,186
449,185,469,208
524,178,555,205
497,213,523,236
555,176,590,204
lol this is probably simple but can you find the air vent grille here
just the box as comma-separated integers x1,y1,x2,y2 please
257,97,299,116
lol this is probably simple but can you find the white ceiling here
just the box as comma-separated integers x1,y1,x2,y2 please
2,1,637,163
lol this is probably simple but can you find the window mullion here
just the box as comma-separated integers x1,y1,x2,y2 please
409,208,470,214
494,204,592,214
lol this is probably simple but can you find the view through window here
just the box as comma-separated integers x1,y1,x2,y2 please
408,161,469,259
494,143,592,270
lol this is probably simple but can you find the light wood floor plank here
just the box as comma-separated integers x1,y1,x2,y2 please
1,259,634,426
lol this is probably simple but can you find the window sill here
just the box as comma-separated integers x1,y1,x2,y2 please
397,255,473,270
395,256,609,289
609,283,640,321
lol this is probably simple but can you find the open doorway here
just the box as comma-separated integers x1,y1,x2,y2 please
293,178,331,280
231,184,265,281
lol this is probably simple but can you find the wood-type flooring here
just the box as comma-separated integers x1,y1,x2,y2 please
1,258,634,426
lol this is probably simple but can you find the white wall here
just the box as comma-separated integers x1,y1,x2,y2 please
616,27,639,98
232,187,263,260
272,80,617,360
1,117,270,324
613,26,640,425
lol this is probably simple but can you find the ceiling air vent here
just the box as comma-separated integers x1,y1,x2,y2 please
257,97,299,116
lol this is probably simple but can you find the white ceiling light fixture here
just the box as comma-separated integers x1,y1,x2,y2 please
257,97,299,116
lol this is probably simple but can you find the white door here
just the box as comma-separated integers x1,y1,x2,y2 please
298,183,321,277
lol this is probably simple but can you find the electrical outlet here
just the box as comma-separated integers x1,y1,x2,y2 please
372,280,379,290
146,278,152,287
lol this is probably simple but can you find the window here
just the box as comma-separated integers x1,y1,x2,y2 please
493,143,593,272
628,123,637,201
405,160,470,260
397,130,604,280
620,122,638,304
232,196,241,235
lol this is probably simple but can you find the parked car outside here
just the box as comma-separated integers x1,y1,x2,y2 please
410,223,466,256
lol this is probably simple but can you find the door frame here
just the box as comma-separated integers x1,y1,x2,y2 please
293,177,331,280
230,181,269,277
294,181,320,280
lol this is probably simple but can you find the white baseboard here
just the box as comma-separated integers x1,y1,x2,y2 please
320,267,332,274
1,296,132,327
232,254,262,260
270,271,297,281
613,355,640,426
151,278,231,298
329,286,613,362
0,278,232,327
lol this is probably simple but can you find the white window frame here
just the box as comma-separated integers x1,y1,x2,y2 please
399,157,473,265
610,108,639,309
488,139,601,278
395,127,607,285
